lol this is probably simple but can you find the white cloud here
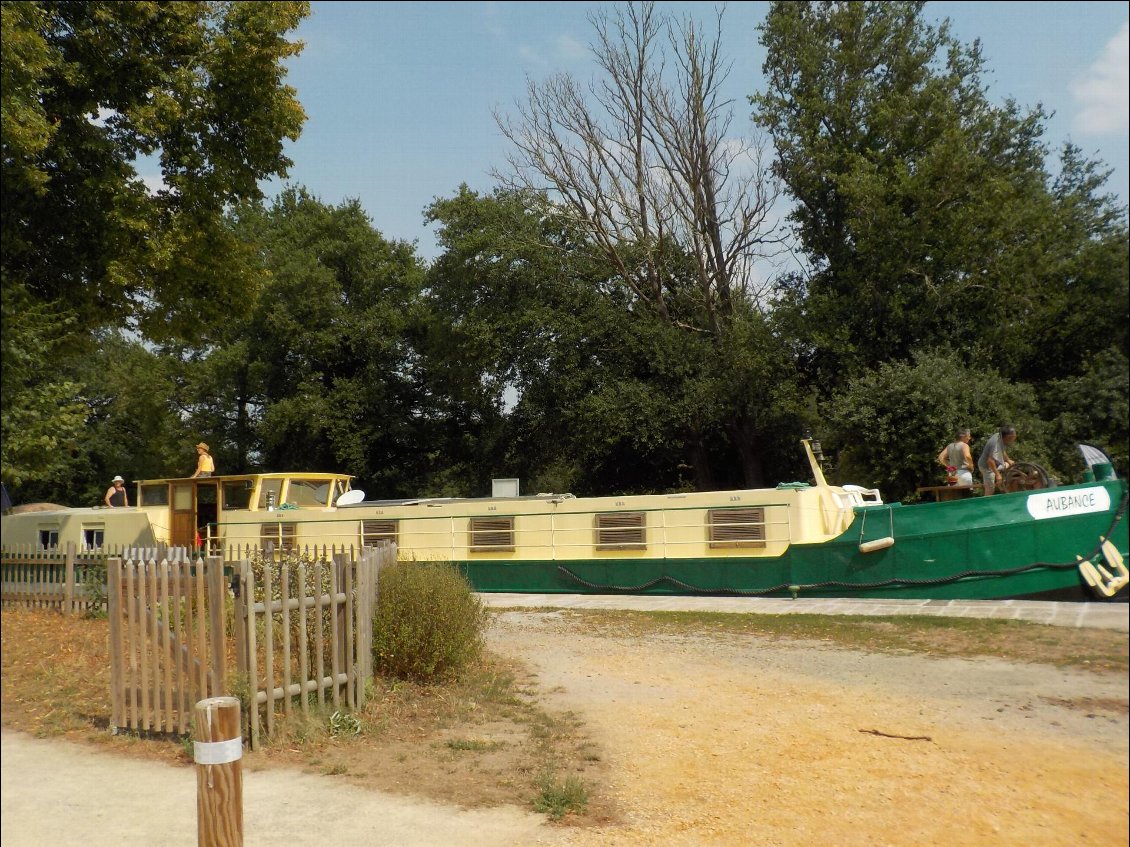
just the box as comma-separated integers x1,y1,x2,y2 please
1071,21,1129,134
555,34,587,61
517,33,586,71
479,2,505,40
518,44,548,70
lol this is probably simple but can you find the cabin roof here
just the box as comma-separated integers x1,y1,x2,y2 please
137,472,352,484
339,493,572,508
6,505,143,518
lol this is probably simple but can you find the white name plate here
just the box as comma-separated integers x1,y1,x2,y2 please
1026,486,1110,520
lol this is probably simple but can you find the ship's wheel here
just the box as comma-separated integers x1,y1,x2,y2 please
1000,462,1050,493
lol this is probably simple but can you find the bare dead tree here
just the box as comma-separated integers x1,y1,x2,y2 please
493,1,785,341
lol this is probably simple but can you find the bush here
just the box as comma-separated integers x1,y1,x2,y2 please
78,563,108,618
822,348,1049,500
373,561,488,682
1042,347,1129,480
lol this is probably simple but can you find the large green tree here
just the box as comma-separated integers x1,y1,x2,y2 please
425,187,812,496
753,0,1128,390
209,189,429,495
492,2,806,488
0,283,87,490
1,0,308,489
425,186,690,496
2,0,308,335
4,328,192,505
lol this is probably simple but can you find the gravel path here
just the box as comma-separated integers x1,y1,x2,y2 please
479,594,1130,631
0,730,550,846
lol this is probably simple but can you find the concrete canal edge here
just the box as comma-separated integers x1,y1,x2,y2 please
477,594,1130,632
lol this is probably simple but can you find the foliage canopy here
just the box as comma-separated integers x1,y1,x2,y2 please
2,0,1126,506
1,0,309,488
754,0,1128,393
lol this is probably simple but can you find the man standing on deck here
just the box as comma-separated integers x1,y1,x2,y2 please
978,426,1017,495
103,475,128,507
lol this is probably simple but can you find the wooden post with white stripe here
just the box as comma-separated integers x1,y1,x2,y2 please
194,696,243,846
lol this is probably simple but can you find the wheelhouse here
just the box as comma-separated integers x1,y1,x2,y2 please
134,473,354,551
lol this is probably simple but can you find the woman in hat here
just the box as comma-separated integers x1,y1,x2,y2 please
104,475,129,507
191,442,215,478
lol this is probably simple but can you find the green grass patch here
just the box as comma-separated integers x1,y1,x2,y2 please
533,771,589,820
446,737,505,752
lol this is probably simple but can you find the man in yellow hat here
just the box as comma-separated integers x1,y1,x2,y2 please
191,442,215,478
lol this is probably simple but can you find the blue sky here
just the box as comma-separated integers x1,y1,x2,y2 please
256,1,1130,261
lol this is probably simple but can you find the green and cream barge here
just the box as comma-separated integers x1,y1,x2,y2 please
3,441,1126,601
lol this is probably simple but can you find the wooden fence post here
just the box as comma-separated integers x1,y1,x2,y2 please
231,564,248,688
64,541,76,615
107,556,123,732
194,696,243,847
207,556,226,697
332,551,347,706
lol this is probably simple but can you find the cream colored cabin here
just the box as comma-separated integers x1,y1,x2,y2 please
3,441,881,560
136,473,354,550
307,481,881,562
265,438,884,562
0,473,354,552
0,505,157,551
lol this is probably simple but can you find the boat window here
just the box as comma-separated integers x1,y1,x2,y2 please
37,528,59,549
287,479,331,507
82,526,104,550
222,481,253,511
594,512,647,550
173,485,193,511
258,480,283,510
708,508,767,548
362,519,398,548
141,484,169,506
469,517,514,552
260,522,296,551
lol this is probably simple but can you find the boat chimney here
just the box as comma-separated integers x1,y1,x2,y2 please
492,478,520,498
801,434,829,488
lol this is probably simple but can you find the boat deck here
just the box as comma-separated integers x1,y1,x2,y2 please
480,594,1129,632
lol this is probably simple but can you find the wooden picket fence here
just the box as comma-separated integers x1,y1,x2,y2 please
107,554,227,735
0,542,155,615
103,544,392,748
232,544,387,749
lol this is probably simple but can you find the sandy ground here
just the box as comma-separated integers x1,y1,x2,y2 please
486,611,1129,847
2,610,1127,847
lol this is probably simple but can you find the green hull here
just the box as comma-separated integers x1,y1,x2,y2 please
457,480,1129,601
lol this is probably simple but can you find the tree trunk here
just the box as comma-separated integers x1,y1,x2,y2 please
686,434,714,490
234,369,251,474
727,417,765,489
